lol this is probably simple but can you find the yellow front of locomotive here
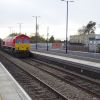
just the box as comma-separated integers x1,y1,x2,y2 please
15,43,30,51
15,35,30,51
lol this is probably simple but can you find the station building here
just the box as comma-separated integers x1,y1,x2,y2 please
70,34,100,52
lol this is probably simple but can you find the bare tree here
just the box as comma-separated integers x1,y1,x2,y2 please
78,21,96,35
84,21,96,34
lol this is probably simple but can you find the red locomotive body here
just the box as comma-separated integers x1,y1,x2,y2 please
3,37,15,48
2,34,30,57
3,34,29,47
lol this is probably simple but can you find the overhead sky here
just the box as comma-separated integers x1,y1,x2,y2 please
0,0,100,40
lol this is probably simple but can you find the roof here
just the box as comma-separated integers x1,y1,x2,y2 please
7,34,30,39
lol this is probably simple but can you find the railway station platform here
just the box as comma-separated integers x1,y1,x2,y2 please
0,62,32,100
31,50,100,73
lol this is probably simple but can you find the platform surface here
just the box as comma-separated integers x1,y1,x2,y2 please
31,51,100,69
0,62,32,100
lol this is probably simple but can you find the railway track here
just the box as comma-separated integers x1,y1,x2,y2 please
22,58,100,99
0,51,67,100
0,50,100,99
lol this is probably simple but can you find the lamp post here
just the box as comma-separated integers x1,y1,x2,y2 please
18,23,23,34
32,16,40,50
61,0,74,53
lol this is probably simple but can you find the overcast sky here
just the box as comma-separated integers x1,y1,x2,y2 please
0,0,100,40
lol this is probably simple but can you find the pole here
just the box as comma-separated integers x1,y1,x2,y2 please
32,16,40,50
8,27,12,34
36,17,38,50
47,27,49,51
20,23,21,34
66,1,68,53
61,0,74,54
18,23,22,34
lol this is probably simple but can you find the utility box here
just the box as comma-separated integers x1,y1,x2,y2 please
89,37,100,52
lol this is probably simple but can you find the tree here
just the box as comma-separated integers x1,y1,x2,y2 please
78,26,86,35
30,36,36,43
78,21,96,35
8,33,18,37
49,35,54,43
54,39,61,43
30,35,46,43
85,21,96,34
38,36,46,43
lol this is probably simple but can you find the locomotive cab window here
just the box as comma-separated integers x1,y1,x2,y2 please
23,39,29,43
16,39,22,43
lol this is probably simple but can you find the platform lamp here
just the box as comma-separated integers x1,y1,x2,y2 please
32,16,40,50
61,0,74,53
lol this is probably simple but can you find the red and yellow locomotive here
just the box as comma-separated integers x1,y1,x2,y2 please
2,34,30,56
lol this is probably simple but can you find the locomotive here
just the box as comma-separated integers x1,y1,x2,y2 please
0,34,31,57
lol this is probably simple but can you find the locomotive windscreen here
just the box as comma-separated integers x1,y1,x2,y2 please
16,39,29,43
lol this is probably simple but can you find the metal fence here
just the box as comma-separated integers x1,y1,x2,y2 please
30,43,88,52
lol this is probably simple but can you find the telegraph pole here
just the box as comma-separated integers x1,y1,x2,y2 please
32,16,40,50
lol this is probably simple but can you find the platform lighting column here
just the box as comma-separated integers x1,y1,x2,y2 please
61,0,74,54
18,23,23,34
32,16,40,50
